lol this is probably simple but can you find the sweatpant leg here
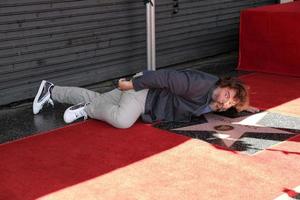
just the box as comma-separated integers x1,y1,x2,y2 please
51,86,99,105
85,89,149,129
51,86,121,105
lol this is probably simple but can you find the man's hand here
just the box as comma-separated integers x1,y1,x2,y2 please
118,78,133,91
244,106,260,113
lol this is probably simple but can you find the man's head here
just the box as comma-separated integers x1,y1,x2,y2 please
211,77,249,112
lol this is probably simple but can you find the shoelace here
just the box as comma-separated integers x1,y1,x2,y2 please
75,109,87,120
80,110,88,120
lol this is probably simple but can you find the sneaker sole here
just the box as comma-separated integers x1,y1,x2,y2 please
33,80,47,114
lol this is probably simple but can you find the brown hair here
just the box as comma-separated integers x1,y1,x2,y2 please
217,77,249,112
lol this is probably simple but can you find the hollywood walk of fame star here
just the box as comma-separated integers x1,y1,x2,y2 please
172,112,295,148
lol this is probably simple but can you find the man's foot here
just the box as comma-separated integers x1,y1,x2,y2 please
63,103,88,124
33,80,54,114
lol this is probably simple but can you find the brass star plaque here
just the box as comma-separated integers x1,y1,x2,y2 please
214,125,234,131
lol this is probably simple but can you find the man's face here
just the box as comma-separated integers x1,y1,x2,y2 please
211,87,238,111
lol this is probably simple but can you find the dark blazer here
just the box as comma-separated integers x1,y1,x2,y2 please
132,69,219,123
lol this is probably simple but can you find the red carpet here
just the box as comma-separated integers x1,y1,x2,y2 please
1,73,300,199
0,121,189,200
240,72,300,117
1,114,300,199
238,2,300,77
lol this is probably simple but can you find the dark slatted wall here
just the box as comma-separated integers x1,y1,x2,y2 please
156,0,277,67
0,0,276,105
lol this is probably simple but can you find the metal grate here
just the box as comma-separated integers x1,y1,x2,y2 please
0,0,276,105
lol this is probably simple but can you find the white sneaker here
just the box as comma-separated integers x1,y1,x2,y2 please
33,80,54,114
63,103,88,124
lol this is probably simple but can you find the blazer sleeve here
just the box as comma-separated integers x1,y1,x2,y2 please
132,69,219,99
132,69,188,95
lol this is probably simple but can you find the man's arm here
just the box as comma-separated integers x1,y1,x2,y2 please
130,69,192,96
118,69,219,100
118,70,187,95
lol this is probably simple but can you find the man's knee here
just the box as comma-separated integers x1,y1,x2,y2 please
113,117,135,129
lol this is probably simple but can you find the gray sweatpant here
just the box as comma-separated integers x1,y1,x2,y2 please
52,86,149,129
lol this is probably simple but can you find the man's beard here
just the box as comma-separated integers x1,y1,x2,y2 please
209,101,226,112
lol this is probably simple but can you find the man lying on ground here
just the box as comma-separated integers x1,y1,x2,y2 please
33,69,259,129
